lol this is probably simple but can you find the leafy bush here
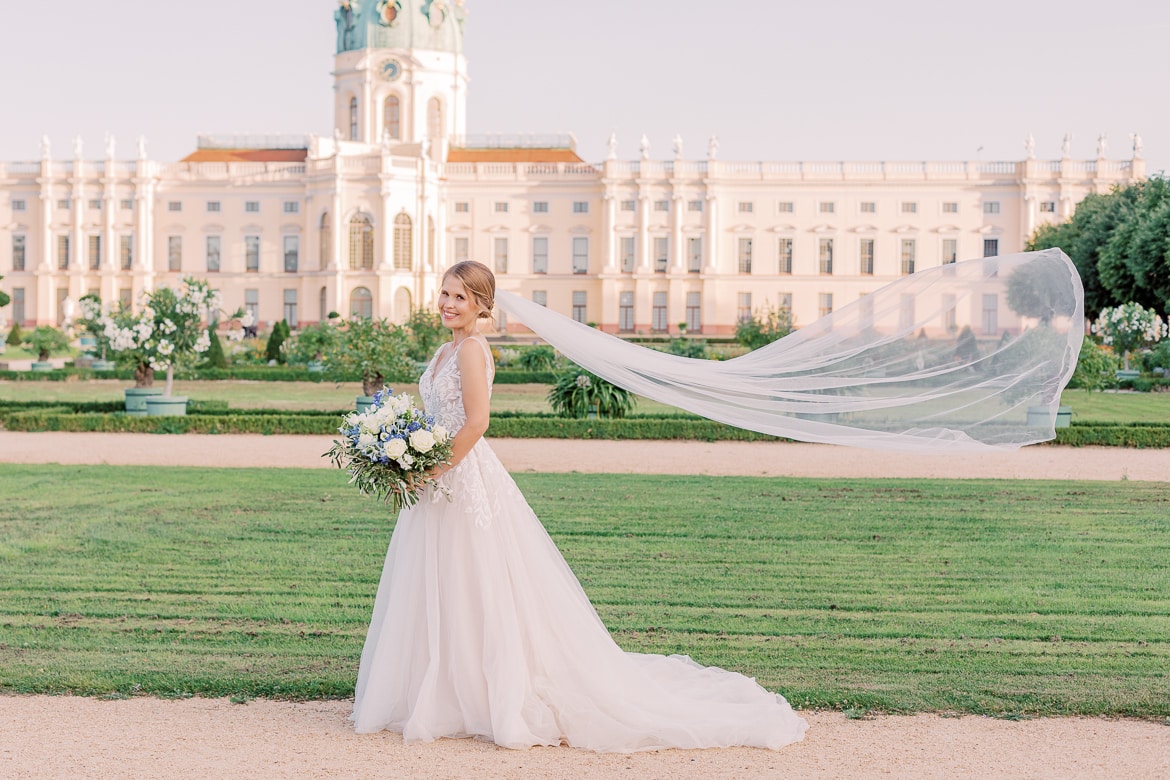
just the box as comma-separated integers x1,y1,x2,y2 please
516,345,558,372
1068,340,1119,391
403,309,446,362
288,322,338,365
735,301,793,350
22,326,71,361
324,317,418,396
264,320,291,364
953,325,979,363
666,338,709,359
7,323,25,347
1141,341,1170,375
547,369,636,419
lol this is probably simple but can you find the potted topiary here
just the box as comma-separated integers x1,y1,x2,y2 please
322,316,417,411
23,325,71,371
1091,302,1168,380
289,321,338,372
101,278,241,415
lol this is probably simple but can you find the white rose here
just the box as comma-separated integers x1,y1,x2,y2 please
431,425,449,443
409,429,436,453
384,438,408,459
397,453,415,470
357,432,377,449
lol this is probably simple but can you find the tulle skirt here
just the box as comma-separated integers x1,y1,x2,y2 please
350,439,808,752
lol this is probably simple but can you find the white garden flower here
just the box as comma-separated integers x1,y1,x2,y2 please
384,438,408,459
432,424,449,443
396,453,415,470
409,429,436,453
194,331,211,353
357,431,377,449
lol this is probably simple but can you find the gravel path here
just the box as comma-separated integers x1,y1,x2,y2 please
2,431,1167,778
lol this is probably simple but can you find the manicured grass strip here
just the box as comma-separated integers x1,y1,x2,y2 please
0,467,1167,717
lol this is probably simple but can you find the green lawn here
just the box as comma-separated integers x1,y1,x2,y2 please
1,466,1166,718
1,380,1167,421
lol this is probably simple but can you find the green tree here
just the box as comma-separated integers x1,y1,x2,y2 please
265,319,291,364
22,325,71,362
323,317,417,396
735,301,793,351
0,273,11,311
289,321,338,365
403,308,446,362
202,328,228,369
6,323,23,348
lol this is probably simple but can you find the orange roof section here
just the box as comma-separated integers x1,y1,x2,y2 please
446,147,585,164
180,148,308,163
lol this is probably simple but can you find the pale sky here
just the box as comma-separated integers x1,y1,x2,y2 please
1,0,1166,175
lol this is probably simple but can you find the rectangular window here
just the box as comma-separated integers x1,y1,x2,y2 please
1040,201,1056,213
777,292,793,324
245,289,259,324
532,201,549,213
494,237,508,274
736,292,752,323
651,291,668,332
12,235,26,271
283,235,299,273
88,235,101,270
738,238,752,274
983,201,1001,215
778,238,793,274
283,201,300,214
12,288,25,326
245,235,260,272
620,237,636,273
687,200,703,212
120,235,133,271
942,201,959,214
532,290,547,307
818,292,834,319
88,199,102,211
57,235,70,269
207,201,221,213
899,294,916,332
942,293,957,332
687,237,702,273
167,201,181,212
654,200,669,212
654,237,669,273
572,237,588,274
532,237,548,274
777,201,794,213
860,201,876,213
454,237,469,262
737,202,754,214
283,289,298,328
206,235,221,272
818,238,834,275
982,293,999,335
620,200,636,211
12,199,26,211
859,238,875,275
120,198,134,210
618,291,634,332
900,238,916,275
819,202,835,214
901,202,918,214
57,198,71,210
942,238,958,264
572,291,587,323
685,291,701,333
572,201,589,214
454,202,469,213
245,201,260,213
983,238,999,257
168,236,182,272
118,288,131,310
494,202,509,213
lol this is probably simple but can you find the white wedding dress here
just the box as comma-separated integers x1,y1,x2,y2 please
350,339,808,752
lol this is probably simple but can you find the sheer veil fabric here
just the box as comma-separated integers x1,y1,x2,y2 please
496,248,1084,454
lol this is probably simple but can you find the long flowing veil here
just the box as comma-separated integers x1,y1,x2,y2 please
495,248,1083,454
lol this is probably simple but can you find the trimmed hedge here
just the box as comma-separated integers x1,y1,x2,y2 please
0,366,558,384
1052,423,1170,448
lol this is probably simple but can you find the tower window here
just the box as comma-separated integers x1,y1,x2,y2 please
384,95,401,140
349,97,359,141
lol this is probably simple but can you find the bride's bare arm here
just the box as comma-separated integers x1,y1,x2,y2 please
438,340,490,473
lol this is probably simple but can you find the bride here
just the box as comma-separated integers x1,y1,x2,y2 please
350,260,809,752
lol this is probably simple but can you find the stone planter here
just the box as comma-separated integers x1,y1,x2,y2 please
145,395,189,416
307,361,325,373
124,387,164,416
79,336,98,353
30,361,54,372
91,359,116,371
356,396,375,414
1115,369,1140,381
1027,405,1073,429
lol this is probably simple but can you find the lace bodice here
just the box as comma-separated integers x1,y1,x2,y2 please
418,338,494,435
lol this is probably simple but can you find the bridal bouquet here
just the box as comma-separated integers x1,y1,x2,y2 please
326,387,453,512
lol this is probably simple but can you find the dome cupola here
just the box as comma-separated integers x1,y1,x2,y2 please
335,0,466,55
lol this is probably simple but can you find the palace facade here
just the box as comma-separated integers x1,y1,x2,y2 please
0,1,1146,336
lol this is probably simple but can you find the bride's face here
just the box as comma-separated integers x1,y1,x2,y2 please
437,276,481,332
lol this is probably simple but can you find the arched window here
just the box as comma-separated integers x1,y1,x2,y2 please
349,97,359,141
426,97,442,142
393,287,412,325
350,286,373,319
393,212,412,270
319,212,331,269
349,213,375,270
427,216,435,270
383,95,401,140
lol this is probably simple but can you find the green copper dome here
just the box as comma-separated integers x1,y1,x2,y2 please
335,0,466,55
